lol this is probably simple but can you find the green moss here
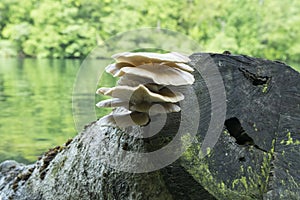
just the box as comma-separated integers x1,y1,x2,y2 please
206,147,211,156
232,179,239,189
286,132,293,145
224,130,230,135
247,166,253,173
219,182,226,190
262,84,268,93
239,176,248,190
182,143,266,199
240,165,244,173
181,135,283,199
280,132,300,145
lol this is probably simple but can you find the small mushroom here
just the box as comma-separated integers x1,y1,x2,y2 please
97,98,180,114
117,74,154,87
96,84,184,103
114,63,194,86
99,111,149,127
96,98,128,108
107,61,193,77
143,83,166,92
117,74,167,92
117,75,166,93
161,62,194,72
105,62,135,76
131,102,181,114
112,52,191,66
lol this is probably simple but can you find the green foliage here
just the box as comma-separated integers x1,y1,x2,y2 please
0,40,17,57
0,0,300,63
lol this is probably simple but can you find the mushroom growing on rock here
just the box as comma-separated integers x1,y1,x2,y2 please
105,62,135,76
99,110,150,128
114,63,194,85
96,84,184,103
96,52,195,127
96,98,128,108
112,52,191,65
97,98,181,114
117,74,154,87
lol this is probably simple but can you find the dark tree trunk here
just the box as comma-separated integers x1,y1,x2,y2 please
0,53,299,200
182,53,300,200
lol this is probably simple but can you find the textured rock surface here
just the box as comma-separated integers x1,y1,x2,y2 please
0,53,299,200
0,122,215,200
181,53,300,200
0,124,172,200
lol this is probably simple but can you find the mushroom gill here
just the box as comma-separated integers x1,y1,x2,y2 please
99,111,150,128
96,52,194,128
96,84,184,103
97,98,180,114
105,62,135,76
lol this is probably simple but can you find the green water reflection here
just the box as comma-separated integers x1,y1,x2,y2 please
0,58,115,164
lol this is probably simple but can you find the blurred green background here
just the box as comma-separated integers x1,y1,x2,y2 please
0,0,299,163
1,0,300,65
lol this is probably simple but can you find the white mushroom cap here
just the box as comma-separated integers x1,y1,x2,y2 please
117,74,154,87
105,62,134,76
161,62,194,72
105,52,194,76
143,83,165,92
117,75,165,92
114,63,194,86
112,52,191,65
96,84,184,103
96,98,128,108
99,111,149,127
96,96,180,114
109,62,194,78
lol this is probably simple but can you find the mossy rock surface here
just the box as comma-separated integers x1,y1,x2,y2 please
181,53,300,199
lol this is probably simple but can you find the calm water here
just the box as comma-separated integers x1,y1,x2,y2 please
0,58,115,164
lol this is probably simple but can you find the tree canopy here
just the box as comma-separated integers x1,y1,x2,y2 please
0,0,299,63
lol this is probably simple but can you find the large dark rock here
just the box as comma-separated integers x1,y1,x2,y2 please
181,53,300,200
0,53,299,200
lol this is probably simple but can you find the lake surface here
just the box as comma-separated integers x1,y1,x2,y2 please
0,58,116,164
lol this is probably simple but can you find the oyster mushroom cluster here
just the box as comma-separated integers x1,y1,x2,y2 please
96,52,195,128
